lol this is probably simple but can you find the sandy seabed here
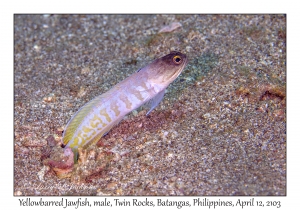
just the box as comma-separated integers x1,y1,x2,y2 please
14,14,286,195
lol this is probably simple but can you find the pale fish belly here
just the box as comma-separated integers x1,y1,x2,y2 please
63,73,153,151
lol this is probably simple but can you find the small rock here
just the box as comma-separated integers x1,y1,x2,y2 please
43,93,56,103
23,139,47,147
203,113,210,119
158,22,182,33
107,182,117,189
45,135,56,147
43,147,74,179
77,86,87,98
37,165,50,181
81,67,90,75
14,191,22,196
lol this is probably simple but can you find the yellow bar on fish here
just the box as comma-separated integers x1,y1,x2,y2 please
62,51,188,159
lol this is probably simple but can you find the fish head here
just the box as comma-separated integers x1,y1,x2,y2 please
146,51,188,85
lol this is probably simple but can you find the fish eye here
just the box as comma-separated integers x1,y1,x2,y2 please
173,55,182,65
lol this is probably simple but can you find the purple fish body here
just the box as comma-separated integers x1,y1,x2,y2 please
62,51,188,158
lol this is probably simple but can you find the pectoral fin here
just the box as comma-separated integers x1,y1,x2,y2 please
146,89,166,116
